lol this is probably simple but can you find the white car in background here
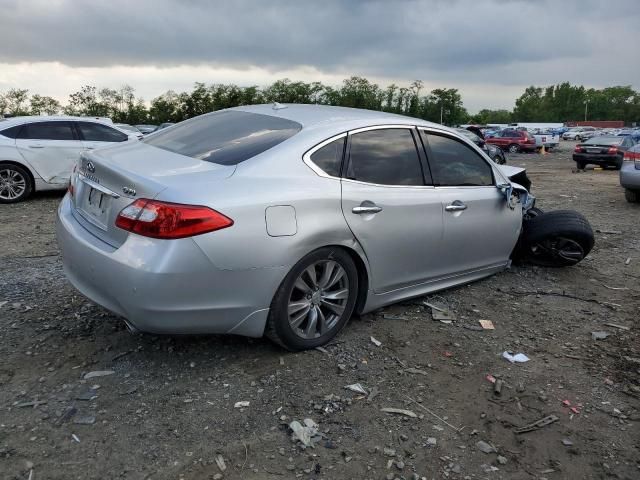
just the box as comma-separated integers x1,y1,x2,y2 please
0,116,138,203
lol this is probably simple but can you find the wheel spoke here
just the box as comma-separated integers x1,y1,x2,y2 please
321,299,345,315
305,265,318,289
316,307,327,335
318,261,336,289
290,304,311,329
325,266,346,289
321,288,349,301
294,276,313,294
304,307,318,337
288,301,310,316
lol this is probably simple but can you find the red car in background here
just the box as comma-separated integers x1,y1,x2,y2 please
486,129,537,153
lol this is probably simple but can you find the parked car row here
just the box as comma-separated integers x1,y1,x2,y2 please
562,126,640,142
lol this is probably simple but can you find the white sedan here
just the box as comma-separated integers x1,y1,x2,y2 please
0,116,138,203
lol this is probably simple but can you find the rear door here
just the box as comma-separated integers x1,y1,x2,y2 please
14,121,83,184
420,130,521,275
340,126,444,293
76,121,130,150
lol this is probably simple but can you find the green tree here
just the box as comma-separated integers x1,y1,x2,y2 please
29,94,61,115
3,88,30,115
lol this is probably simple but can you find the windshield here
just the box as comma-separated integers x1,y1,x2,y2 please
584,136,622,146
144,111,302,165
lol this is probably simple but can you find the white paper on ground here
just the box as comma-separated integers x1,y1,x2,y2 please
502,351,530,363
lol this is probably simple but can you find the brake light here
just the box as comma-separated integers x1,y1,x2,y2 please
624,151,639,161
574,146,583,153
607,147,618,154
115,199,233,239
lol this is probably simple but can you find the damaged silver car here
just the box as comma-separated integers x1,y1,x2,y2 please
56,104,594,350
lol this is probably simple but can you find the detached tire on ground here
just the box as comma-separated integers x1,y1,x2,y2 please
516,210,594,267
266,247,358,351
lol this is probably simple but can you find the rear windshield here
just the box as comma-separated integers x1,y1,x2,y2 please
584,137,621,146
144,111,302,165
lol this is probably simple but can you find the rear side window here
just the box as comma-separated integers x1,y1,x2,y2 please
144,111,302,165
346,129,424,186
309,137,345,177
77,122,128,142
18,121,75,140
0,125,22,139
423,133,494,187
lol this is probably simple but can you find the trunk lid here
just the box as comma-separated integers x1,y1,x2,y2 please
71,141,235,247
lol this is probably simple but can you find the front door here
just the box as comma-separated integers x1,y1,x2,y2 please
14,121,83,184
76,121,130,150
340,127,444,293
421,131,522,275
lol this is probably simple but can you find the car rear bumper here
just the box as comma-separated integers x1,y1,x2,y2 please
56,194,285,337
519,144,537,152
573,153,620,165
620,162,640,189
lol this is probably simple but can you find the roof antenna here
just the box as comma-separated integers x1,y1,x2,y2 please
272,102,287,110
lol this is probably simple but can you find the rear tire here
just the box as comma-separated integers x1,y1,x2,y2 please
625,189,640,203
515,210,594,267
576,161,586,170
508,144,520,154
265,247,358,351
613,157,623,170
0,163,33,203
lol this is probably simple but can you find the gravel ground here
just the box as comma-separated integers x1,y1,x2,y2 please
0,141,639,480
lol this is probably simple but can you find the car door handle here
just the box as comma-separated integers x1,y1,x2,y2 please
28,144,44,149
352,205,383,215
445,201,467,212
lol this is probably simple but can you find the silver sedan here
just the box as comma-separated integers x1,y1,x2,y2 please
56,104,591,350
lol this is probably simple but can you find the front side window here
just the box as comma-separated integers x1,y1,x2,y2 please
309,137,345,177
18,121,75,140
78,122,128,142
423,133,494,187
144,111,302,166
346,128,424,186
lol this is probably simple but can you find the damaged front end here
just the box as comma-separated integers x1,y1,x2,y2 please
495,164,535,213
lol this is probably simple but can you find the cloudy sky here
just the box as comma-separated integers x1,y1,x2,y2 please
1,0,638,112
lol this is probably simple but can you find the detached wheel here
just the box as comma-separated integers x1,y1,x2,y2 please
266,247,358,351
508,144,520,154
625,189,640,203
0,163,32,203
516,210,594,267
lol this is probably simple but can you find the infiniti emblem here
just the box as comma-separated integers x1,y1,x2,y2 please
122,186,137,196
86,161,96,173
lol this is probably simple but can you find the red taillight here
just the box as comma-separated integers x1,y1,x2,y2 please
607,147,618,154
624,151,639,161
115,199,233,239
574,146,583,153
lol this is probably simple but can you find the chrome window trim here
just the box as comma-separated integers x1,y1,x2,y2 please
342,124,432,189
302,132,347,179
417,126,508,187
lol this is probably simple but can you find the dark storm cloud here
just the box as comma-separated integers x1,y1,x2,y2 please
1,0,639,86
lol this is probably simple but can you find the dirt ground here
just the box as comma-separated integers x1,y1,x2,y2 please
1,141,638,480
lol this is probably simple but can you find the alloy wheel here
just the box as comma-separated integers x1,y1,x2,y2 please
287,260,349,339
530,237,585,265
0,168,27,201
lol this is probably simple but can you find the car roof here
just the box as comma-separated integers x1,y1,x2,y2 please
0,115,112,128
232,103,443,130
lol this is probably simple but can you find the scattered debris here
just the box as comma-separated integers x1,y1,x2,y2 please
591,331,610,340
315,346,329,354
83,370,115,380
479,319,495,330
476,440,496,454
562,438,574,446
15,400,47,408
426,437,437,447
344,383,368,395
73,415,96,425
234,401,250,408
596,229,622,235
497,455,508,465
0,301,7,308
383,314,408,321
625,257,631,265
485,374,497,384
432,309,456,322
380,407,417,418
515,415,559,434
404,367,429,376
370,336,382,347
493,379,503,396
383,447,396,457
502,352,530,363
215,454,227,472
76,389,98,401
601,284,629,291
71,434,80,443
404,395,462,432
367,386,380,402
604,323,630,331
289,419,321,448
